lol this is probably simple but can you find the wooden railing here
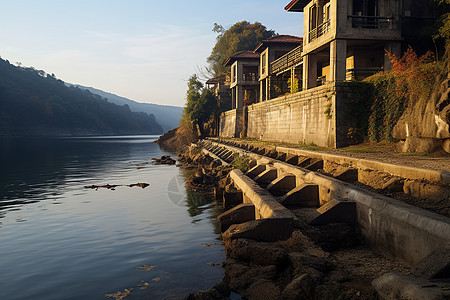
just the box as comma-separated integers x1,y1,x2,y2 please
309,19,331,42
347,15,392,29
270,44,303,75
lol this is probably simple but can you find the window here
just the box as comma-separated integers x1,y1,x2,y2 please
261,53,267,75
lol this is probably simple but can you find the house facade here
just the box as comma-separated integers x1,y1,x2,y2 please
218,0,437,147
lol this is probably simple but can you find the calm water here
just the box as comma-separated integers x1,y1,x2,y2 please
0,136,224,300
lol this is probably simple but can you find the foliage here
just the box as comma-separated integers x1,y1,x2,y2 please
0,58,163,136
231,154,251,173
184,74,218,136
365,47,445,142
288,77,299,94
207,21,275,76
340,82,374,143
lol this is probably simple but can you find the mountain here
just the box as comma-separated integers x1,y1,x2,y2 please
0,58,163,136
70,85,183,131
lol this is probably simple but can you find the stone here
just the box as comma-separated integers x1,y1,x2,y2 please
218,204,255,232
183,282,231,300
281,271,322,300
400,136,443,153
372,272,445,300
288,252,333,274
444,139,450,154
226,238,288,266
412,247,450,279
244,279,281,300
224,259,278,293
222,218,293,242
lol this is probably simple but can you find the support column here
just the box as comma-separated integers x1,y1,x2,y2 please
236,85,243,109
259,81,264,102
330,39,347,83
231,88,236,109
303,54,317,90
384,42,401,71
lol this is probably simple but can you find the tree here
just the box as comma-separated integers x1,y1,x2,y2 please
184,74,218,137
207,21,276,76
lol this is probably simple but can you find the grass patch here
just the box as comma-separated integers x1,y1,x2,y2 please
341,148,381,153
395,152,429,157
231,154,251,173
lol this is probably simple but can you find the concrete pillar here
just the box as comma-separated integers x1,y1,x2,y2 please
330,39,347,83
236,85,243,109
231,88,236,109
259,81,264,102
303,54,317,90
384,42,401,71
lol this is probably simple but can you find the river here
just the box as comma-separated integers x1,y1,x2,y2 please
0,136,224,299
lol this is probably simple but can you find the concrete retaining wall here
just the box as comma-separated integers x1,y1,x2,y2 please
219,109,243,138
203,140,450,265
246,84,337,147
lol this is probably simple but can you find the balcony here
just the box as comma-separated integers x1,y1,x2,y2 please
270,45,303,75
242,73,257,82
309,19,331,42
347,15,392,29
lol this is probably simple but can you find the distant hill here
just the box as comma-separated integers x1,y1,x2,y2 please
0,58,163,136
70,85,183,131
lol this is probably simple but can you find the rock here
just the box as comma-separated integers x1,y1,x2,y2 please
372,272,446,300
288,252,333,274
400,136,443,153
412,247,450,279
152,155,176,165
226,238,288,266
444,139,450,153
281,271,322,300
243,279,281,300
222,218,293,243
224,259,278,293
184,282,231,300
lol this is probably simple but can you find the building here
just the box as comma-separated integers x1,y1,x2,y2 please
218,0,437,147
224,51,260,110
253,35,303,101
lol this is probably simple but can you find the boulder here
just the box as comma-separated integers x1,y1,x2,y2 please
226,238,288,266
223,218,293,243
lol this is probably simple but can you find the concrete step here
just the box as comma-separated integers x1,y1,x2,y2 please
246,164,267,179
309,198,356,226
279,183,319,207
254,167,278,184
266,174,297,197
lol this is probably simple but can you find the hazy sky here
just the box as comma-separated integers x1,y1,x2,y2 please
0,0,304,107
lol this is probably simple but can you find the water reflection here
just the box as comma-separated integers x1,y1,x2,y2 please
0,136,167,217
0,136,225,299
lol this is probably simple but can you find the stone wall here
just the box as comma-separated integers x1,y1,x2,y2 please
219,109,243,138
246,84,338,148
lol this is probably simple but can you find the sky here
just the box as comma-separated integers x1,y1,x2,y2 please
0,0,304,107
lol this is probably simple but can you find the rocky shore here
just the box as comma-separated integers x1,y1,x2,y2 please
177,146,417,300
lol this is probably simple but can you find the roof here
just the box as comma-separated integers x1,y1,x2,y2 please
224,51,260,66
285,0,310,12
253,35,303,53
205,75,226,85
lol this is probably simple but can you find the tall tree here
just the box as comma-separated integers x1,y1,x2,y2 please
184,74,218,137
207,21,276,76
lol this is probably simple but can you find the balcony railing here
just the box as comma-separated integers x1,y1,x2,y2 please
347,15,392,29
309,19,331,42
270,44,304,75
346,68,383,80
242,73,257,82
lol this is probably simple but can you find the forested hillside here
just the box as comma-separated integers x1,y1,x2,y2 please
0,58,163,136
70,84,183,131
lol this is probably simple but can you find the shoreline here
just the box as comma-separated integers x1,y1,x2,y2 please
179,142,449,300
